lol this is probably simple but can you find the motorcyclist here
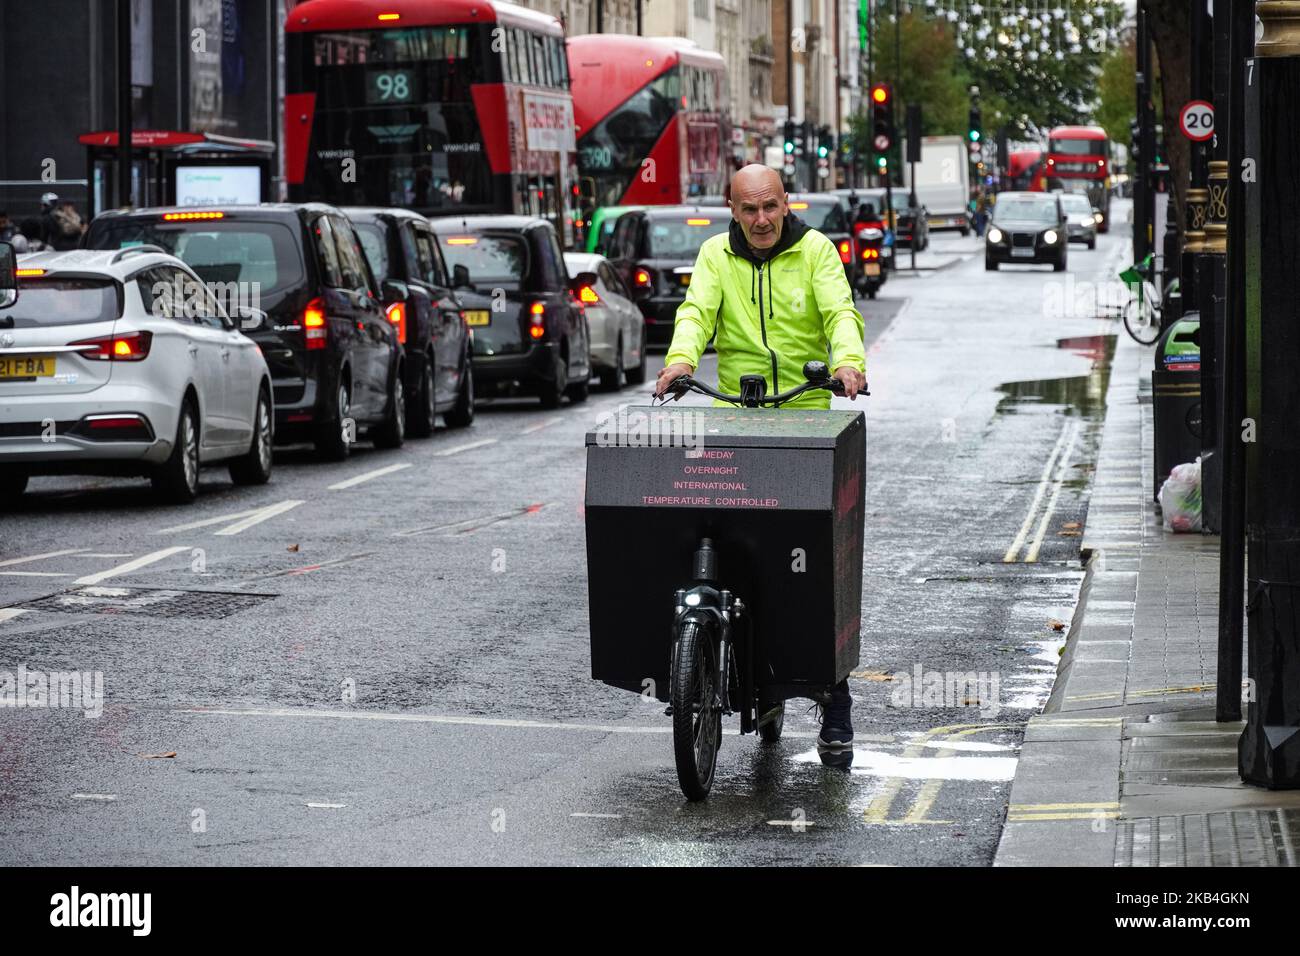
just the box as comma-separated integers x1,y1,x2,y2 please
654,163,866,748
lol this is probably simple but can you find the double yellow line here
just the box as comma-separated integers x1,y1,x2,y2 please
1004,420,1081,563
863,723,1017,825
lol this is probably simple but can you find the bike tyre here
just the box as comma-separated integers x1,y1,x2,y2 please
1123,298,1161,346
671,620,721,801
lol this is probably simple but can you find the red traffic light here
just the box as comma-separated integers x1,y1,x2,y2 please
870,84,890,104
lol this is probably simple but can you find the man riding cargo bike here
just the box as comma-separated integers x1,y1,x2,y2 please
585,165,869,800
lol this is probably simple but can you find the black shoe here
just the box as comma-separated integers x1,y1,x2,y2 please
816,679,853,749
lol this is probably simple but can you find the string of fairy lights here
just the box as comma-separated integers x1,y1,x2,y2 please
873,0,1128,64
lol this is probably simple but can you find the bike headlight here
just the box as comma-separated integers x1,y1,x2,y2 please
987,228,1003,244
1044,230,1059,244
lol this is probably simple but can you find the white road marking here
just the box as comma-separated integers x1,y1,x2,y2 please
306,802,347,809
179,705,894,741
0,548,88,568
1024,423,1082,564
156,500,304,536
570,812,623,819
0,571,71,577
435,438,498,457
73,546,191,586
327,462,412,491
520,417,563,435
0,609,29,624
1003,421,1075,563
71,793,118,802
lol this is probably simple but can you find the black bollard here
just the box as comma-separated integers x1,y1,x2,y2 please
1239,3,1300,788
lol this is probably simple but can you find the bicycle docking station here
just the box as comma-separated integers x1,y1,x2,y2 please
584,405,866,704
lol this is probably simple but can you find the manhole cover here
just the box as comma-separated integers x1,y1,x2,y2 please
11,586,276,619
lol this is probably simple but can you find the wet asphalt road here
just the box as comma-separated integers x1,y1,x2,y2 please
1,206,1133,865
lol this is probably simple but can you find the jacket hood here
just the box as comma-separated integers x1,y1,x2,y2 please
727,213,808,265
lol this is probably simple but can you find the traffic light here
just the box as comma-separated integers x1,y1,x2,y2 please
793,121,808,156
870,83,894,154
783,120,795,155
817,125,832,159
967,105,981,144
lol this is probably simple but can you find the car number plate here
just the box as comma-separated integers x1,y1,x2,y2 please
864,263,881,276
0,355,56,378
1011,248,1035,258
463,310,491,327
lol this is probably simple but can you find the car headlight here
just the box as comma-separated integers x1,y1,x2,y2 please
1094,212,1104,223
1044,230,1059,244
987,228,1003,244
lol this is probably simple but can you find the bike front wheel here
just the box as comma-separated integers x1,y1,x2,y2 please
671,620,722,801
1123,297,1162,346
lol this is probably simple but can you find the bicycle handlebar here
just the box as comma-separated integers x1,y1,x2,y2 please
656,373,862,408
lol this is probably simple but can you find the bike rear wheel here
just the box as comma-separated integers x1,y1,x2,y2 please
671,620,722,801
1123,297,1162,346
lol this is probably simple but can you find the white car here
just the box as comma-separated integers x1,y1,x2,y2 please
564,252,646,390
1059,193,1099,250
0,245,273,504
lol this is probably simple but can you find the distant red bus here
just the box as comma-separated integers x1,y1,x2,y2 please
285,0,583,246
567,34,729,211
1045,125,1112,232
1005,149,1046,192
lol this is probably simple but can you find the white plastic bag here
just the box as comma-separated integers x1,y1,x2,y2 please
1158,459,1202,533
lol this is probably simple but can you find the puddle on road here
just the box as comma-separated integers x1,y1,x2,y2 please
995,333,1116,420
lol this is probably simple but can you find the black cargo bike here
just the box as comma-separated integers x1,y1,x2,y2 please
585,362,867,800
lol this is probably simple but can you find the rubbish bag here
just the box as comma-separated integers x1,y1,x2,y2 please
1158,459,1202,533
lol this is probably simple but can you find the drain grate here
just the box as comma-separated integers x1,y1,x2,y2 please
11,586,275,619
1116,809,1300,866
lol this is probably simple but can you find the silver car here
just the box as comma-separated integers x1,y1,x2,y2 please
563,252,646,391
1059,193,1098,249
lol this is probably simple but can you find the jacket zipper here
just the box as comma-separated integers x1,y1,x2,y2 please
756,261,780,398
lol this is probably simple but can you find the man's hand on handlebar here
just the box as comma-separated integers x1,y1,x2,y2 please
833,366,867,400
655,362,694,398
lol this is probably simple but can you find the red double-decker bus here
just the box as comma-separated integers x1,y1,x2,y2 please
285,0,583,246
1005,149,1047,192
567,34,729,211
1045,125,1112,232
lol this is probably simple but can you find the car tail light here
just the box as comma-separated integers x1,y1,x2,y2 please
578,285,600,304
69,330,153,361
304,298,327,350
529,301,546,340
861,248,880,261
634,269,652,288
386,300,407,345
838,240,852,265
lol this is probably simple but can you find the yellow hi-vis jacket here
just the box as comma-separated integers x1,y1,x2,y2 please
664,215,866,410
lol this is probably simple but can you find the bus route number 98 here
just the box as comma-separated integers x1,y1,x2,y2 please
368,70,415,104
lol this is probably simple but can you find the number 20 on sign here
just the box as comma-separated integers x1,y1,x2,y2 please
1180,100,1214,142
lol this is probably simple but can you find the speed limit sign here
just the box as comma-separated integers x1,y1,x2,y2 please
1180,100,1214,142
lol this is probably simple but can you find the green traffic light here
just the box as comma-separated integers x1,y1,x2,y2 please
818,145,829,158
969,130,981,142
784,142,794,154
876,156,888,169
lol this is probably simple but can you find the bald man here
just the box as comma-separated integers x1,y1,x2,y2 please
654,164,867,747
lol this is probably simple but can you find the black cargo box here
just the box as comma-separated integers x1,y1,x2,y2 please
584,405,865,701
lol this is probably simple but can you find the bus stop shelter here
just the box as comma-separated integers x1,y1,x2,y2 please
78,130,276,216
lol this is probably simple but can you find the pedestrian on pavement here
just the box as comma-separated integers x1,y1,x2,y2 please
41,193,86,251
0,211,30,254
654,163,866,751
